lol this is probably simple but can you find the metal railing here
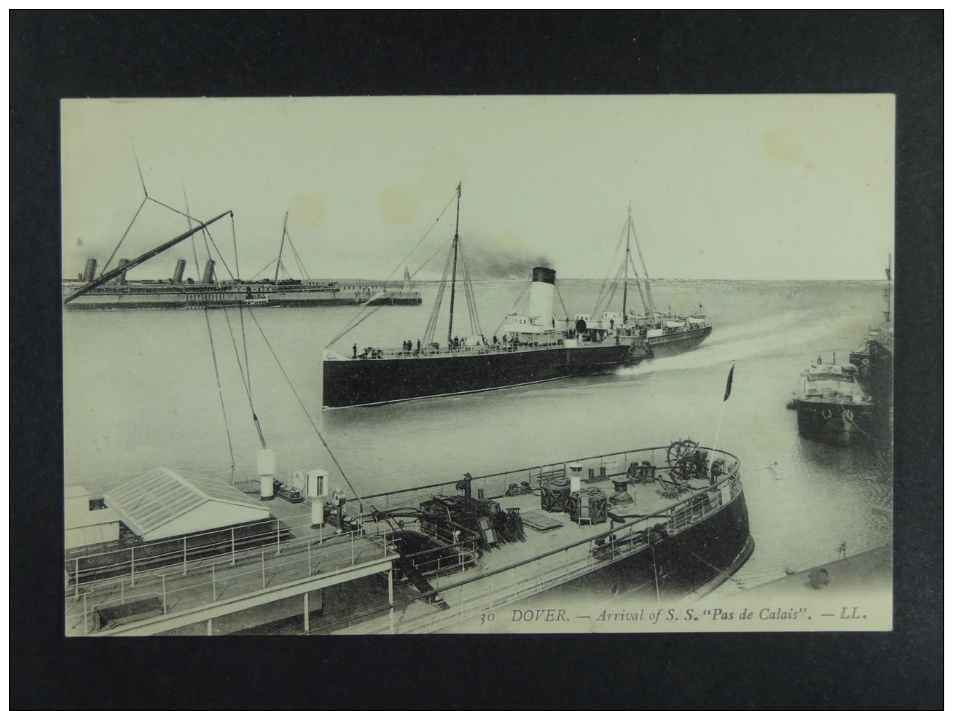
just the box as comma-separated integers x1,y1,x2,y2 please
356,445,727,512
65,525,387,636
65,508,346,589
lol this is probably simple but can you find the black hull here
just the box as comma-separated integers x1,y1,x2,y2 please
323,344,638,408
849,343,893,407
795,401,875,446
551,489,753,600
647,326,712,358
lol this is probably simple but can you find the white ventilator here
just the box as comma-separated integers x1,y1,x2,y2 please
258,448,277,500
308,469,329,527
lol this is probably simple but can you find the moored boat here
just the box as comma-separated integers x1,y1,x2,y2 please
64,205,421,311
791,357,875,446
849,255,893,409
65,439,754,636
63,274,421,311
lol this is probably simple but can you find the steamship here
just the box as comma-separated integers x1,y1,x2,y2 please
322,186,652,409
63,257,421,311
64,208,421,311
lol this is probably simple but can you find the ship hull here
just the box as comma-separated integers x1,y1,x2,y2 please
552,488,753,600
795,402,875,446
647,325,712,358
62,283,421,311
323,343,638,408
849,341,893,407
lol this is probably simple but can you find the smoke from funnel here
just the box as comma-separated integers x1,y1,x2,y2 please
459,237,553,279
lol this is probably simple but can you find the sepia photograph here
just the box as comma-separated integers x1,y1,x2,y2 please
62,95,894,637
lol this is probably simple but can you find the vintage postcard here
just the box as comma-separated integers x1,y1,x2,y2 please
62,95,894,636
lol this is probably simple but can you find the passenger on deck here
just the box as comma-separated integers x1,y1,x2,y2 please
352,343,357,359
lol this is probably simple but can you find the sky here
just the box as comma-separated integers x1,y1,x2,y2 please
61,95,895,282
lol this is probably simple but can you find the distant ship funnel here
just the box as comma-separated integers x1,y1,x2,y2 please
527,267,556,327
201,259,216,284
115,259,130,285
173,259,186,283
82,258,97,282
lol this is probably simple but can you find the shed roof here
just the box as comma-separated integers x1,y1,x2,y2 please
104,467,269,539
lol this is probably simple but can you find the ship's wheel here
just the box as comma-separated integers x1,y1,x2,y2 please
667,439,703,480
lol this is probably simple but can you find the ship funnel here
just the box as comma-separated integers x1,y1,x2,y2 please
527,267,556,327
172,259,187,283
201,259,216,284
82,258,97,282
258,448,277,500
115,258,130,285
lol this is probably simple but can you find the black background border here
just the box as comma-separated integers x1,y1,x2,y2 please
10,11,942,710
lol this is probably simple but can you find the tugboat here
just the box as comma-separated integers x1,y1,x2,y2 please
322,186,652,409
790,355,875,446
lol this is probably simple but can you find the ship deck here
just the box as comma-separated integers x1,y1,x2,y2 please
333,468,737,635
65,446,744,636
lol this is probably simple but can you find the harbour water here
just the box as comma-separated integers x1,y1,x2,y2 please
63,278,893,612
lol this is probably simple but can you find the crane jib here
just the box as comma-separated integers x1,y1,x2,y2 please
63,211,232,305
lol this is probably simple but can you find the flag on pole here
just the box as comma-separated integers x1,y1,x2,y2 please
723,363,735,401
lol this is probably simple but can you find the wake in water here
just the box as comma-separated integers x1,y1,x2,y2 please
618,307,865,378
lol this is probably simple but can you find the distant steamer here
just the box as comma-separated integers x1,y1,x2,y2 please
64,209,421,311
63,258,421,311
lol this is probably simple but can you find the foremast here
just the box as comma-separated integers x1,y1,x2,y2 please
421,183,481,349
274,212,289,283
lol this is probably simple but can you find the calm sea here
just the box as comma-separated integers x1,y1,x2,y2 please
63,278,893,592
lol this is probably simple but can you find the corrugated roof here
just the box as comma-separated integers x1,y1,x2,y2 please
104,467,268,538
